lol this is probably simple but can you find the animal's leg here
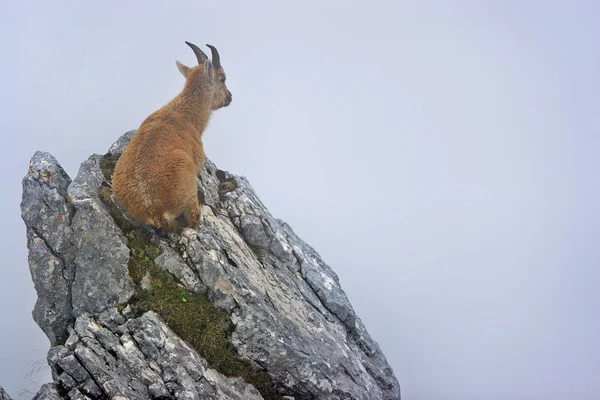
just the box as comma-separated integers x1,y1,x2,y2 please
181,200,201,228
150,149,197,234
180,178,201,228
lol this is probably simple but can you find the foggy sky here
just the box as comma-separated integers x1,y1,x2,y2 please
1,1,599,399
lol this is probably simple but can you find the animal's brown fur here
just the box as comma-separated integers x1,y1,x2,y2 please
112,42,232,233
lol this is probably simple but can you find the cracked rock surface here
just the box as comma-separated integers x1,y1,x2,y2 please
21,131,401,399
46,310,262,400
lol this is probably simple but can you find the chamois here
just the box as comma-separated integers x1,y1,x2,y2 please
112,41,232,232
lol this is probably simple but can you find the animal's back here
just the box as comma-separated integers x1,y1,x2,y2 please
112,41,232,232
112,124,157,224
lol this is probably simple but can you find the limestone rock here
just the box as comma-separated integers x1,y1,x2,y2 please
21,151,75,345
31,384,62,400
21,131,401,399
44,310,262,400
0,385,12,400
67,154,135,315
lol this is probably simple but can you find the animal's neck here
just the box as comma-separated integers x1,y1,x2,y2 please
175,80,212,134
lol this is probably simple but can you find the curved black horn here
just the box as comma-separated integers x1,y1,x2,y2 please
185,41,208,64
206,44,221,69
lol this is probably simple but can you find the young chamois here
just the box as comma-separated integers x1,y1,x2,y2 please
112,41,232,233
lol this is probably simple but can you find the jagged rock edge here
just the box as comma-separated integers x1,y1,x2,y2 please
21,131,402,399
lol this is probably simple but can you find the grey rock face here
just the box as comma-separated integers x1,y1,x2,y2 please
107,130,135,155
45,309,262,400
31,384,63,400
21,131,401,399
67,154,135,315
21,151,75,345
21,152,136,344
0,385,12,400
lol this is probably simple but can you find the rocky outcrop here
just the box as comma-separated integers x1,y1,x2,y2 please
21,131,401,399
31,384,62,400
0,385,13,400
21,151,75,345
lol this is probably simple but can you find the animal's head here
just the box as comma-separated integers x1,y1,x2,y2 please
176,41,232,109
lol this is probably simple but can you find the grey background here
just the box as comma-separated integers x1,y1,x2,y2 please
1,1,599,399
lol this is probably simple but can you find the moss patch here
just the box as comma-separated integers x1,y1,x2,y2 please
98,153,277,399
126,235,275,396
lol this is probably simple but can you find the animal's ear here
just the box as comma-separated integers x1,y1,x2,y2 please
176,60,190,78
203,59,213,80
